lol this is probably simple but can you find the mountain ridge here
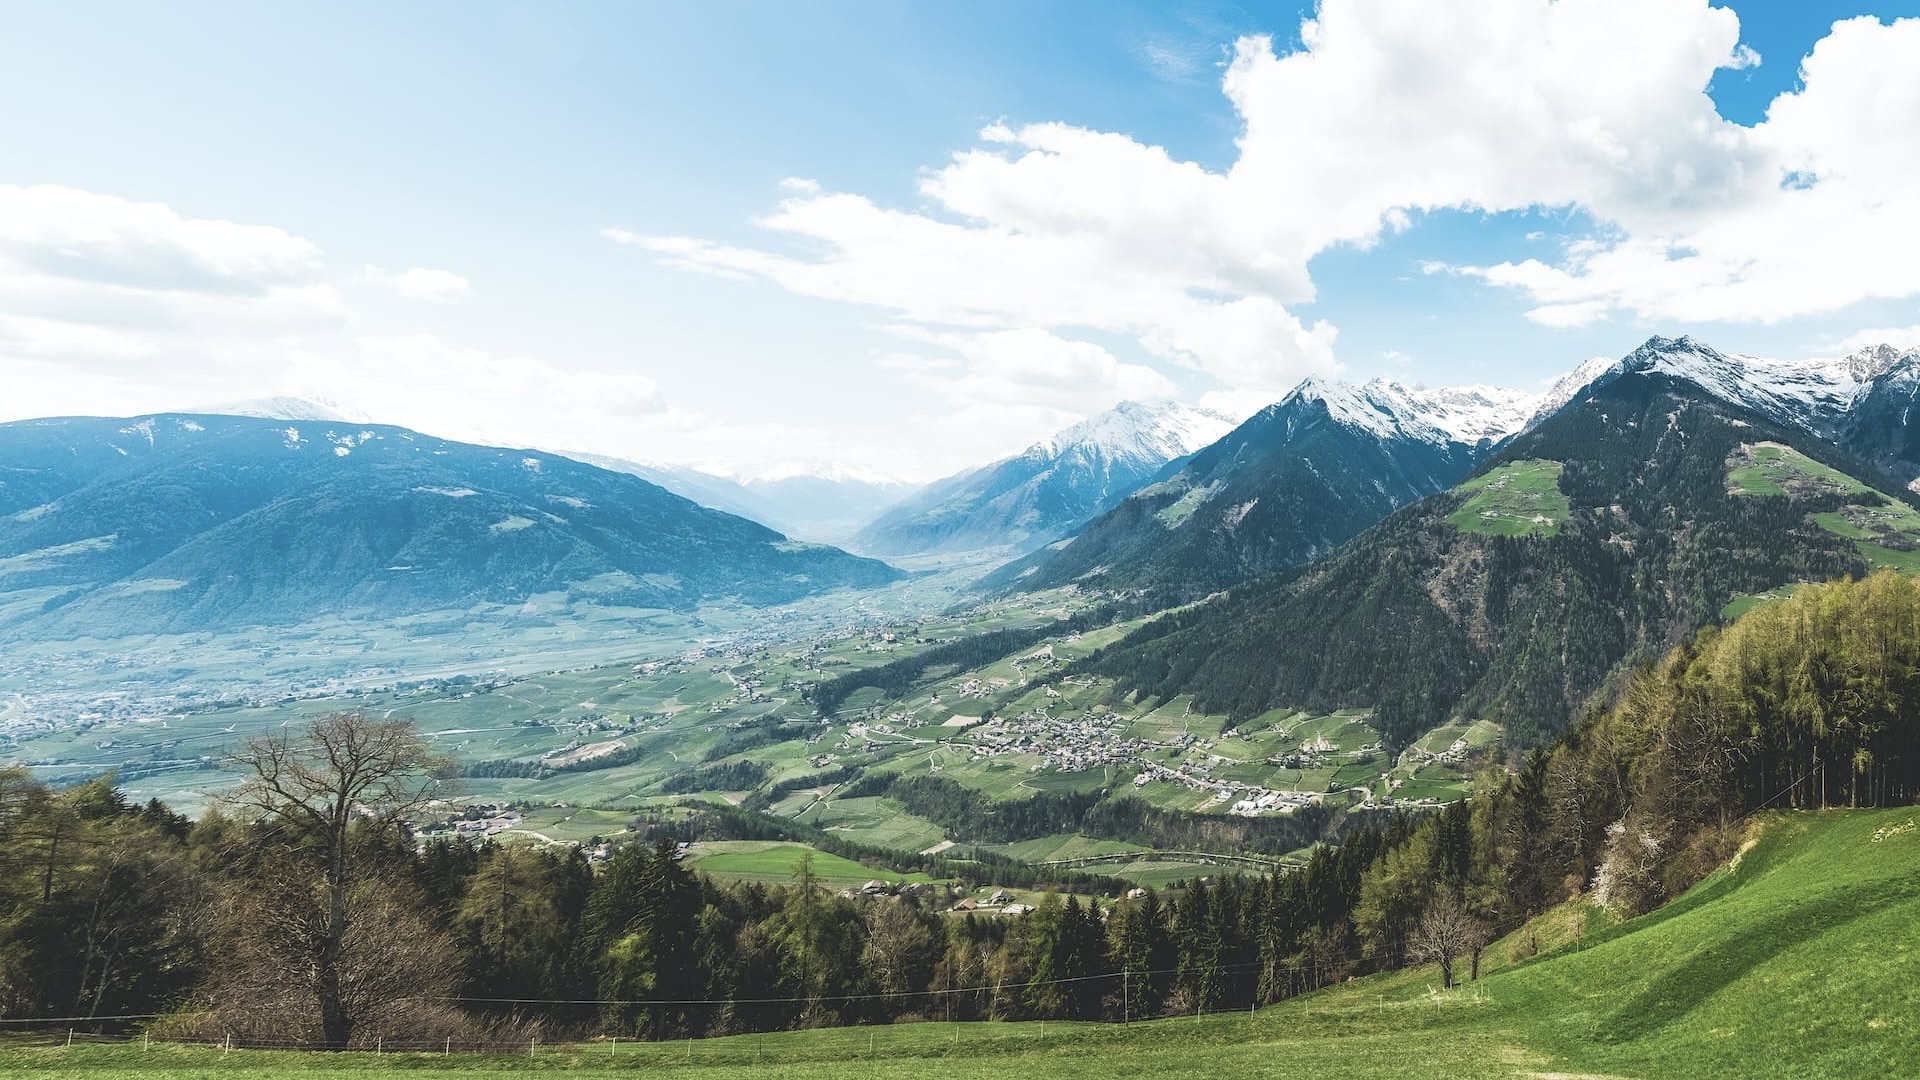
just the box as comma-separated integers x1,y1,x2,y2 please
1080,338,1915,752
850,400,1234,557
0,411,902,638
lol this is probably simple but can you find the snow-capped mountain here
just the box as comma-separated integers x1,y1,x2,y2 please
850,401,1234,557
1578,335,1920,485
187,396,373,423
1287,377,1537,445
987,377,1535,596
1035,400,1239,464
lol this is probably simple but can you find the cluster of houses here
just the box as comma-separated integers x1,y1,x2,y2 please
450,807,524,837
839,879,939,901
959,709,1138,773
949,889,1034,916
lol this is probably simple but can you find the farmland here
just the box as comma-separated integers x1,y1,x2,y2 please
4,571,1498,876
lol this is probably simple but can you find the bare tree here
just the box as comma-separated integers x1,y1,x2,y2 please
1408,888,1491,990
221,712,454,1048
861,896,933,997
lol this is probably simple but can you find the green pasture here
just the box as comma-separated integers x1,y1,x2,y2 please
681,841,935,888
1448,459,1569,537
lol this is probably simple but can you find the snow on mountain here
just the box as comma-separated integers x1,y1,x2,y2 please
1036,400,1236,464
852,400,1233,556
1286,377,1537,446
1589,335,1920,440
1530,355,1622,427
191,396,372,423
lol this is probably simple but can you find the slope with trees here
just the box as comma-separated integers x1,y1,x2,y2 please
1083,363,1893,750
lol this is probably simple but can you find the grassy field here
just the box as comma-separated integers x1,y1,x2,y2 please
1726,441,1870,498
12,807,1915,1078
680,841,936,887
1448,459,1569,537
1725,441,1920,574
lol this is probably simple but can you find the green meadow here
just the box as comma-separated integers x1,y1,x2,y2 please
10,807,1914,1079
1448,459,1569,537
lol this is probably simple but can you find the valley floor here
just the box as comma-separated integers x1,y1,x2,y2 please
7,807,1916,1079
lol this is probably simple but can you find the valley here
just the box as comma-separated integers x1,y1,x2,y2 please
3,576,1488,882
7,338,1920,1072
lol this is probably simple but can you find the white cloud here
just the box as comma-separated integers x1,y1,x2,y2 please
0,185,359,429
0,187,679,469
879,326,1176,413
1440,14,1920,325
618,0,1920,391
0,183,321,293
361,264,470,303
1822,322,1920,356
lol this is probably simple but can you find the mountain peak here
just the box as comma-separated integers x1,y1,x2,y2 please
1838,342,1920,382
1283,376,1534,446
190,396,372,423
1039,400,1235,462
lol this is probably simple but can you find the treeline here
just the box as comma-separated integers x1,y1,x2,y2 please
661,760,769,794
463,717,806,784
1339,572,1920,987
0,763,1386,1042
857,773,1354,855
423,832,1412,1038
704,716,804,761
649,800,1123,892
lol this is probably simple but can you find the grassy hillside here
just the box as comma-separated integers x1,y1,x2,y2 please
11,807,1914,1078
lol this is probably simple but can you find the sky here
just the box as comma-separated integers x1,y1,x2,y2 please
1,1,1918,483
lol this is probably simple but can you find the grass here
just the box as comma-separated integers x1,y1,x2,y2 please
1726,441,1871,498
1447,460,1569,538
1724,441,1920,575
18,809,1918,1078
1721,584,1805,621
680,841,935,887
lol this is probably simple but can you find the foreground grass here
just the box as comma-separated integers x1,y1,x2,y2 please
8,809,1917,1079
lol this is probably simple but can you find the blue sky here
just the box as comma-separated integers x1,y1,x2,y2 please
1,1,1917,480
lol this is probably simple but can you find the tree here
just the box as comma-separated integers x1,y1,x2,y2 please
220,712,454,1048
594,839,700,1036
1407,888,1490,990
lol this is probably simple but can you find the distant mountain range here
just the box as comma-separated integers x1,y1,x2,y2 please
851,400,1235,557
563,455,917,545
992,338,1920,601
985,379,1537,597
1082,335,1920,752
0,413,901,638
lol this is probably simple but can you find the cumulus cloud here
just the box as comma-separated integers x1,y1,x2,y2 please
879,327,1176,413
616,0,1920,393
0,184,348,382
1391,12,1920,326
1823,322,1920,356
0,186,677,465
361,264,470,303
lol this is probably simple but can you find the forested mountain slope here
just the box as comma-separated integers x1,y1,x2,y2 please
0,413,901,637
1083,348,1908,749
985,379,1531,598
